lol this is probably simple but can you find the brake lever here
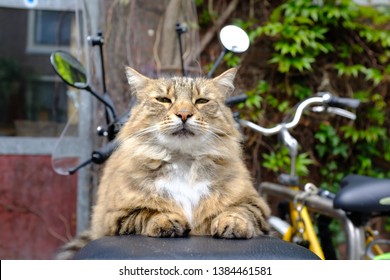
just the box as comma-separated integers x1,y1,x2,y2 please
68,140,119,175
311,106,357,120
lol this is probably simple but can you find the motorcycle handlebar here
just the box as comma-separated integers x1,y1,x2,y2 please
326,95,361,109
238,92,361,136
91,140,119,164
225,94,247,107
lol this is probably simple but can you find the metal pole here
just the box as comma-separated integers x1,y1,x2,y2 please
176,23,187,76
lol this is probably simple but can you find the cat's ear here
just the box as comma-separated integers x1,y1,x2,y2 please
125,66,150,94
212,68,237,96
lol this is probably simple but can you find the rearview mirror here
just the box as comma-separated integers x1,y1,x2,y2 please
206,25,250,78
50,51,88,89
219,25,250,53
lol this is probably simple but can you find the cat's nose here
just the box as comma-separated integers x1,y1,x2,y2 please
175,110,193,123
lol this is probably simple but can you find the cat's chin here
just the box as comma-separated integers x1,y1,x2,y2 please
171,128,195,137
157,133,209,155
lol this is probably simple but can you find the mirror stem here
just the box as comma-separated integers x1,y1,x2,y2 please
207,48,228,78
98,41,107,93
86,86,117,120
89,32,107,93
176,23,187,77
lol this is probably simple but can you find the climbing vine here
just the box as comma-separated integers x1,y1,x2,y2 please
229,0,390,193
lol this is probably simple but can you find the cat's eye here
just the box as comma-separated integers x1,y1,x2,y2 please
195,98,209,104
156,97,172,103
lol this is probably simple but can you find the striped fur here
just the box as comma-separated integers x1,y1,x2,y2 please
55,67,270,259
54,231,92,260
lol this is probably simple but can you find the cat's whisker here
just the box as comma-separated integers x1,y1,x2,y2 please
118,125,160,146
157,122,183,135
132,126,159,137
197,125,237,142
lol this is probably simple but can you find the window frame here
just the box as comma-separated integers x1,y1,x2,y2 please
26,9,73,54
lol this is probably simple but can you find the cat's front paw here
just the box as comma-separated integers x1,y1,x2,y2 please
211,212,259,239
145,213,190,237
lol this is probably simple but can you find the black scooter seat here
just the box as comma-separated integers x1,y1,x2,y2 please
334,174,390,214
73,235,320,260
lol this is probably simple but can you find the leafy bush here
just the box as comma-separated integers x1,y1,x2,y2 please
235,0,390,192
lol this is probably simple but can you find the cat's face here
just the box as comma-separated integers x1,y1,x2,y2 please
123,68,239,153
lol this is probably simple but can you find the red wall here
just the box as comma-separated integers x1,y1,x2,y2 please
0,155,77,259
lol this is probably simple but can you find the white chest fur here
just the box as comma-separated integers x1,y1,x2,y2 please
155,160,210,224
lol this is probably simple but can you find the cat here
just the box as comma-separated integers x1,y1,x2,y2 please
55,67,271,259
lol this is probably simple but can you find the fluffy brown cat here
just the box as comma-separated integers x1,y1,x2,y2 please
55,67,270,259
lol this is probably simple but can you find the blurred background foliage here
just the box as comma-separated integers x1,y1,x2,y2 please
196,0,390,198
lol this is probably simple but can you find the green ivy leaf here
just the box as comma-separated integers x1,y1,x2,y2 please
362,68,383,85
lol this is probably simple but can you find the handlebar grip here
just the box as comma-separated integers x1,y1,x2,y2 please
91,140,119,164
225,93,248,107
327,96,360,109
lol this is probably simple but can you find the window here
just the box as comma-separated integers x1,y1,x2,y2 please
26,78,68,123
13,77,71,137
27,10,74,54
0,7,81,137
0,68,72,137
